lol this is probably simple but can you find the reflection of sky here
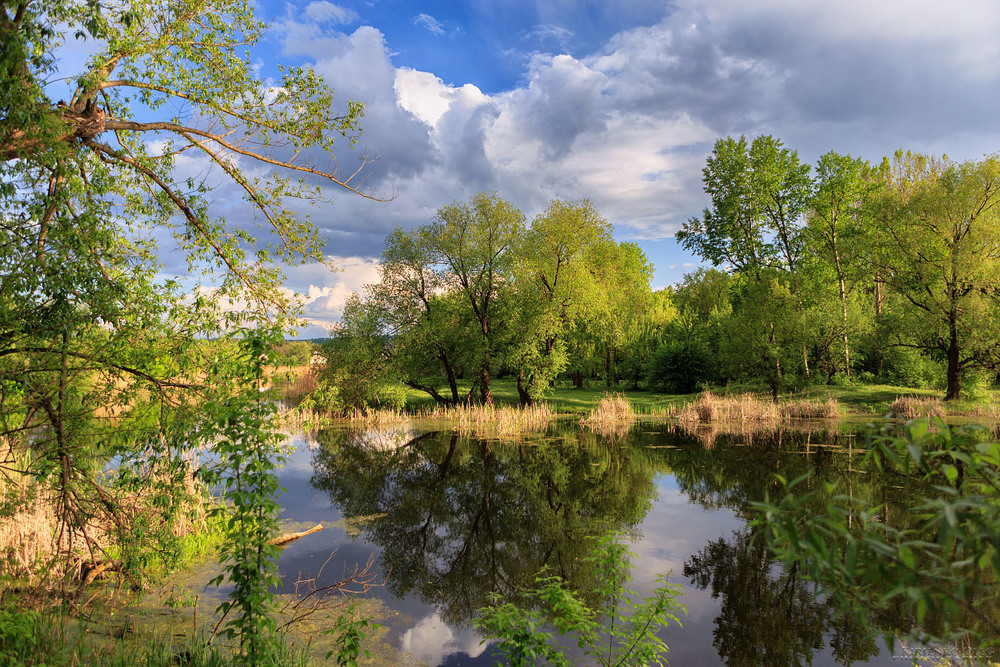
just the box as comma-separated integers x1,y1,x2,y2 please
271,434,922,666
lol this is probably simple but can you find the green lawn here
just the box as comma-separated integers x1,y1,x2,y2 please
402,378,1000,418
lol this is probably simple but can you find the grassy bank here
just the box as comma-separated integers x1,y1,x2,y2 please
389,378,1000,420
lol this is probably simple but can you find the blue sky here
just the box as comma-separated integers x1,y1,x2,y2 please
169,0,1000,336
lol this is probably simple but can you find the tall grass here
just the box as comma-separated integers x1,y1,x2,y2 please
0,441,207,588
269,365,317,407
889,396,945,420
579,393,635,439
677,391,839,426
417,403,554,437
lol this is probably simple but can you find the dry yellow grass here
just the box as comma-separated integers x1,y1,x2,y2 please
677,391,839,426
889,396,945,420
579,393,635,439
0,441,205,587
417,403,554,438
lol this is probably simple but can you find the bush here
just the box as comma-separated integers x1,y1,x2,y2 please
476,533,686,667
646,324,717,394
755,419,1000,653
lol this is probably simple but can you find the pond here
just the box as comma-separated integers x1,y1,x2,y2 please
269,419,935,666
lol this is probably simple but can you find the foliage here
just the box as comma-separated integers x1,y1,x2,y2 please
646,319,718,394
476,533,686,667
677,135,810,277
319,195,655,410
754,418,1000,651
200,333,286,665
326,603,376,667
0,0,373,594
866,152,1000,399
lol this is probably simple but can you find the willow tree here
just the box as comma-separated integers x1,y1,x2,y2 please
1,0,374,589
873,152,1000,400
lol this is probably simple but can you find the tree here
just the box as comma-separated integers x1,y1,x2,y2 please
0,0,373,611
512,200,616,403
678,135,810,279
808,151,871,377
872,153,1000,400
431,193,526,404
369,227,467,405
679,136,813,382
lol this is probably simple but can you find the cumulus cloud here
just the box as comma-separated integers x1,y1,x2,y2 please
286,256,382,329
254,0,1000,303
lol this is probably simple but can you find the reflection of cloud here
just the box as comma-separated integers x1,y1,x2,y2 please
400,611,488,664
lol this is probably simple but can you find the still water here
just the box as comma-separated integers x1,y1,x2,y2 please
271,419,925,666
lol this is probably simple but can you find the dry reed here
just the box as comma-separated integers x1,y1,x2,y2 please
579,394,635,439
677,391,840,425
271,365,317,407
0,442,206,587
417,403,554,437
889,396,945,420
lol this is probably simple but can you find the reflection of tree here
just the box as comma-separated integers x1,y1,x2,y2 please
309,427,660,625
684,529,878,666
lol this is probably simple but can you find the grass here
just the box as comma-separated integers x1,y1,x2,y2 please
417,402,555,437
579,393,636,439
282,365,1000,424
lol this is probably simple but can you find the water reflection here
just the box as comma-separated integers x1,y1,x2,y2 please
309,424,659,625
684,529,878,666
297,422,923,665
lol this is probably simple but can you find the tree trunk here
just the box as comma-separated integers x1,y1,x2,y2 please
839,275,850,377
874,272,884,377
441,354,459,404
479,365,493,405
516,371,533,406
572,370,583,389
604,346,613,389
945,317,962,401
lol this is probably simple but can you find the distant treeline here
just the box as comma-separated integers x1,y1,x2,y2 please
311,138,1000,412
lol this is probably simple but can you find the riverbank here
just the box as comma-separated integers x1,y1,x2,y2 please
298,375,1000,421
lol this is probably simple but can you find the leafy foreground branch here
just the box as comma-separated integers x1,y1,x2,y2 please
476,533,686,667
754,418,1000,658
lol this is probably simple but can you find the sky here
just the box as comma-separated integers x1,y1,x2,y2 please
172,0,1000,337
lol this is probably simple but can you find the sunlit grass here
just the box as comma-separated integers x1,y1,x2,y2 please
416,403,554,437
579,393,635,439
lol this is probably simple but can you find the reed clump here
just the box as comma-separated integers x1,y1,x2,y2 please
270,365,317,407
580,394,635,440
345,407,408,428
780,398,841,419
417,403,554,437
889,396,945,420
678,391,840,425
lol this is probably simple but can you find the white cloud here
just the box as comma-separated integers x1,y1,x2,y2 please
286,256,381,328
414,13,446,36
303,1,357,25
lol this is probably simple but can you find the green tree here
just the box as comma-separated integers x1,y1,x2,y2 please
808,151,871,377
431,192,526,404
512,200,619,402
0,3,374,656
871,153,1000,400
720,273,805,398
679,136,813,382
678,135,810,279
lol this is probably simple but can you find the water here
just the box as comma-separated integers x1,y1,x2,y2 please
270,419,929,666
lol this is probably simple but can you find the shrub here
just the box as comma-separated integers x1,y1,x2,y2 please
476,533,686,667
